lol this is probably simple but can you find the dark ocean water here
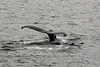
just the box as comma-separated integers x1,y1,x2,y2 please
0,0,100,67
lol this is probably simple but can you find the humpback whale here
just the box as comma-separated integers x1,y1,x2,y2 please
21,25,67,42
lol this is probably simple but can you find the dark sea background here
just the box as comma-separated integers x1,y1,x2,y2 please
0,0,100,67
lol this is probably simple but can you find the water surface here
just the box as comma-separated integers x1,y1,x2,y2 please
0,0,100,67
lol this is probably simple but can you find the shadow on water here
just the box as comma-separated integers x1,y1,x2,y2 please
0,33,85,52
24,40,61,46
0,40,25,51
